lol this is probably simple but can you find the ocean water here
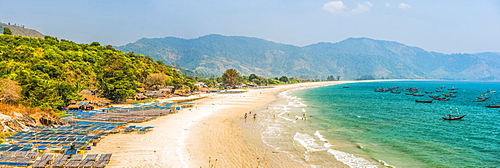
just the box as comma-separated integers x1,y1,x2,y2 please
259,81,500,167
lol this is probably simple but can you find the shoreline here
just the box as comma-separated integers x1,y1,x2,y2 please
87,80,376,167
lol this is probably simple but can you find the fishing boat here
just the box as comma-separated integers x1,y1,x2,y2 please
443,114,466,120
487,90,496,93
429,94,440,98
415,100,432,103
390,90,401,93
443,93,456,98
486,105,500,108
432,97,447,100
443,108,466,120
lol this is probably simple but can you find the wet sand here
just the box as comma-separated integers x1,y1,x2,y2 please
87,81,354,167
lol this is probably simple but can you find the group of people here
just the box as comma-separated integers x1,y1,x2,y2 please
244,111,258,121
244,111,307,120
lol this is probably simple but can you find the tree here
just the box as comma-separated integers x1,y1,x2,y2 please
144,73,170,88
0,79,22,104
278,76,289,83
222,68,240,88
156,60,164,65
326,75,335,81
99,53,140,103
3,27,12,35
356,75,375,80
90,42,101,46
248,74,258,82
0,34,195,107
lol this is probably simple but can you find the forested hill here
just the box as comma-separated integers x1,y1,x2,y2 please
0,22,44,38
117,34,500,80
0,35,193,110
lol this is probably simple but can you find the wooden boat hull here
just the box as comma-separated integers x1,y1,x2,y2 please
416,100,432,103
442,115,466,120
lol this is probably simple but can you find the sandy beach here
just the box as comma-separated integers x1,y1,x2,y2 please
87,81,354,167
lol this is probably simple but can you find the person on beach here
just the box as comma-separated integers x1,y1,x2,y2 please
253,114,257,119
244,113,247,119
273,114,276,119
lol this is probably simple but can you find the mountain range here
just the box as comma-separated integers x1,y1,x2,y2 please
116,34,500,80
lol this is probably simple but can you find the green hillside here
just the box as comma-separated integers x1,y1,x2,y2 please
0,34,194,110
116,35,500,80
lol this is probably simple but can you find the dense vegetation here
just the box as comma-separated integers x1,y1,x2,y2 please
117,34,500,80
194,69,304,89
3,27,12,35
0,35,194,110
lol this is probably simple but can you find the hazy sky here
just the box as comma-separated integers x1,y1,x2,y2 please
1,0,499,53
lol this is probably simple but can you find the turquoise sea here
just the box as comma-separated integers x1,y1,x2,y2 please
258,81,500,167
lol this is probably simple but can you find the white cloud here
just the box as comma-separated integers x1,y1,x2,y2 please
398,3,411,9
322,1,347,13
385,2,390,7
352,2,373,13
323,1,373,14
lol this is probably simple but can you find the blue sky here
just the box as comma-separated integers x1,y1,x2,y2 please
1,0,499,53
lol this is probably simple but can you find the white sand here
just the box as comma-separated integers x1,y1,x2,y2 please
87,81,361,167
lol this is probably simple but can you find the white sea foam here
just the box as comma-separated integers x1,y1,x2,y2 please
294,132,328,152
280,105,291,111
267,88,377,167
278,113,296,122
294,132,377,168
314,131,328,142
327,149,377,168
288,98,307,107
377,159,393,167
314,131,333,148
